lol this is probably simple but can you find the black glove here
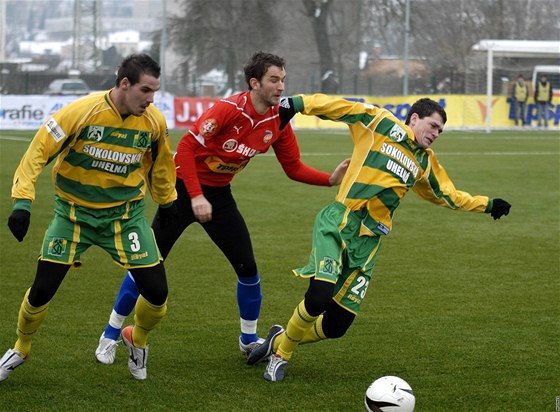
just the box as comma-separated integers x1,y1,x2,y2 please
8,209,31,242
279,97,296,131
157,202,178,228
490,198,511,220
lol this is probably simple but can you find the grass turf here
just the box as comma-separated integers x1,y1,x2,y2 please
0,129,558,411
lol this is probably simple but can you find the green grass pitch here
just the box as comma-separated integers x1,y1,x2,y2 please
0,129,558,411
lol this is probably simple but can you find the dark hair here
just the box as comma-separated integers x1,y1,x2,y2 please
405,98,447,125
115,54,161,87
243,52,285,90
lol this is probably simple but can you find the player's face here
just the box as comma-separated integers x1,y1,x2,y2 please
120,73,160,116
253,65,286,108
409,112,444,148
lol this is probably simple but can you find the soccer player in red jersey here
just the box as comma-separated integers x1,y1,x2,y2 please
94,52,349,364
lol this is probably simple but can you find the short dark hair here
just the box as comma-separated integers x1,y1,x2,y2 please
405,98,447,125
115,54,161,87
243,52,285,90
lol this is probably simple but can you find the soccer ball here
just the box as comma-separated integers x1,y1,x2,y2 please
364,376,415,412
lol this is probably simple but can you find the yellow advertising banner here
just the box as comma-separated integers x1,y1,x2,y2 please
292,95,560,129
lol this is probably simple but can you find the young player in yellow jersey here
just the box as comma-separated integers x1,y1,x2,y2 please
248,95,511,381
0,54,177,381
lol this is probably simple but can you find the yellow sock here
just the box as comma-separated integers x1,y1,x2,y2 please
132,295,167,347
300,314,327,344
14,289,50,358
276,300,318,361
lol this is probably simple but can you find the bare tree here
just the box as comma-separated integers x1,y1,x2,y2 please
169,0,280,94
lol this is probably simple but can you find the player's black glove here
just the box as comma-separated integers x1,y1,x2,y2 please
157,202,178,228
489,198,511,220
279,97,296,131
8,209,31,242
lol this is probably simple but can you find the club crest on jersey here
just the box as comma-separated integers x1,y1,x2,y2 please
133,131,151,149
389,124,407,142
263,130,273,144
319,257,339,276
48,238,67,256
201,118,218,137
86,126,104,142
222,139,238,153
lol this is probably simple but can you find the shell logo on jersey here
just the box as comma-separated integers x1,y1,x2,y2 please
222,139,238,152
263,130,273,144
201,118,218,136
86,126,104,142
389,124,407,142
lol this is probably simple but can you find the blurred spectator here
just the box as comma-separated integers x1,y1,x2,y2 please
511,74,528,126
534,74,552,128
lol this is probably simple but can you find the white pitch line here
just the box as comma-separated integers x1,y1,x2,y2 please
283,152,560,157
0,136,32,142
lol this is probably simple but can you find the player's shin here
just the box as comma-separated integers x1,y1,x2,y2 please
103,271,139,340
276,300,319,361
14,289,50,358
132,295,167,347
237,274,262,344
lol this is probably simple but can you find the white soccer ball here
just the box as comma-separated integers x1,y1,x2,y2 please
364,376,416,412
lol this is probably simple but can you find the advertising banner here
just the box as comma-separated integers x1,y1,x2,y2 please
0,95,77,130
1,94,557,131
174,97,219,130
0,93,178,131
292,94,559,129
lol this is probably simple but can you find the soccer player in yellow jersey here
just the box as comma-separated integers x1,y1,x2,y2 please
248,94,511,381
0,54,177,381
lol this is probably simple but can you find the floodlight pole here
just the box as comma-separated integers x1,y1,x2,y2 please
159,0,167,95
486,47,493,133
403,0,410,96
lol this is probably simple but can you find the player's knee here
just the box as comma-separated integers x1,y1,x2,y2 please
233,261,257,278
322,304,355,339
130,264,168,306
304,279,335,316
29,260,69,306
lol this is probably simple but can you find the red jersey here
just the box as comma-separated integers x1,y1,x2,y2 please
175,91,332,198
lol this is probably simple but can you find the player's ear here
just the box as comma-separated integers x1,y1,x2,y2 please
119,77,131,89
249,77,259,90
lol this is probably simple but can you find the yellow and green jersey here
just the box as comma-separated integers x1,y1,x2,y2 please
294,94,489,237
12,90,177,210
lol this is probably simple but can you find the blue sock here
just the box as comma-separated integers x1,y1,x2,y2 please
103,272,139,340
237,273,262,345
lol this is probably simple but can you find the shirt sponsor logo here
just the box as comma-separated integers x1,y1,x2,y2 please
380,142,420,180
45,118,66,142
83,145,142,164
222,139,238,152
